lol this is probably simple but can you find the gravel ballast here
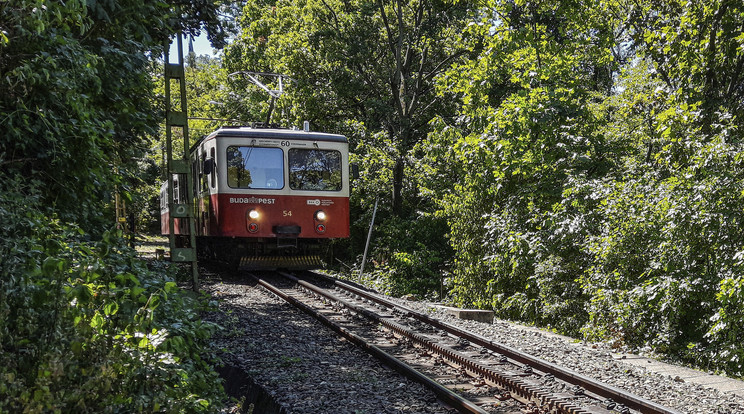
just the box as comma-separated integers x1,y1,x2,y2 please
203,274,744,414
204,278,456,414
383,295,744,414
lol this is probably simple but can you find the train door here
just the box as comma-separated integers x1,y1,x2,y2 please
201,144,218,236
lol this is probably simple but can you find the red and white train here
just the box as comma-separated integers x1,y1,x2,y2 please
161,126,350,268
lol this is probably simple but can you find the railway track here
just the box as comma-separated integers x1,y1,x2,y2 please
248,270,682,414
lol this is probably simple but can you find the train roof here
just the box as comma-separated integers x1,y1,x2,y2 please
206,126,348,143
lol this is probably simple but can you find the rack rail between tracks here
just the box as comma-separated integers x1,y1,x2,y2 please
312,272,680,414
249,272,489,413
250,270,681,414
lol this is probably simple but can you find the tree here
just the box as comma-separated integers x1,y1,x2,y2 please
433,0,618,331
0,0,228,232
619,0,744,135
435,0,744,374
576,0,744,371
225,0,473,213
0,1,233,411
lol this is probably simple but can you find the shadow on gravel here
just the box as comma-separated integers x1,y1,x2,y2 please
217,364,286,414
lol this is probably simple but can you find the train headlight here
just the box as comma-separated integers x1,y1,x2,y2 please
248,209,260,220
314,210,327,221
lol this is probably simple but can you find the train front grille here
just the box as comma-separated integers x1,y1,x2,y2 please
238,255,324,270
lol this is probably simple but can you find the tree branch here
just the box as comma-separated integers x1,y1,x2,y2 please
376,0,405,118
703,0,730,104
319,0,341,30
0,157,39,167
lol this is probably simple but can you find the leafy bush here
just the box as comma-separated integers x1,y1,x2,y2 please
581,127,744,365
0,181,225,413
439,85,600,334
707,276,744,376
347,212,450,300
1,1,232,409
340,130,454,300
430,0,744,377
365,248,442,299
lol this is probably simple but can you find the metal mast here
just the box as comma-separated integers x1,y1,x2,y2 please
164,34,199,289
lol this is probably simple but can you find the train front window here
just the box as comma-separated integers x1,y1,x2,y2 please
226,146,284,189
288,149,342,191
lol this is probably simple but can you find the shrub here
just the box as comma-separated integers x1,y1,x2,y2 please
706,276,744,376
0,181,225,413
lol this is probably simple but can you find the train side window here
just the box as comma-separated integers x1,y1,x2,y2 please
209,148,216,189
192,158,199,196
288,149,342,191
200,153,208,192
172,175,181,204
226,146,284,189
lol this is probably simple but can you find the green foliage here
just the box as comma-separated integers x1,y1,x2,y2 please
622,0,744,127
0,0,231,410
367,249,443,299
574,1,744,373
0,179,224,412
0,0,227,233
708,275,744,376
580,103,744,369
168,54,263,140
427,0,744,376
359,214,450,299
434,0,613,333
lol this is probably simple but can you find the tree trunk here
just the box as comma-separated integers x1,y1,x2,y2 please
392,157,404,215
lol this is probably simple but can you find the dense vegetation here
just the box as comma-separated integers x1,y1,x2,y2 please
435,1,744,376
3,4,743,413
207,0,744,377
1,0,231,411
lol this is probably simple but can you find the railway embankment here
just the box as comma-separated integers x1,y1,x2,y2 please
198,267,744,413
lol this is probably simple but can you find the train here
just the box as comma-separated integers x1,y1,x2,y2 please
161,125,351,269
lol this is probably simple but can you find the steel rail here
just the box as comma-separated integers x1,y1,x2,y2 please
248,273,490,414
282,272,592,413
314,273,682,414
